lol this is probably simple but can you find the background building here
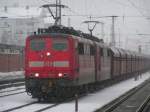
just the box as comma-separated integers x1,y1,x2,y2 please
0,17,45,45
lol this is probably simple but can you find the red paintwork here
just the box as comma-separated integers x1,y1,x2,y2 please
25,35,78,79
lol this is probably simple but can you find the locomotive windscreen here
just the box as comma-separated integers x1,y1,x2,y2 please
52,38,68,51
30,39,45,51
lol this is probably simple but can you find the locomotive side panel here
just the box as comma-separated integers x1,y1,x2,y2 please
77,41,95,85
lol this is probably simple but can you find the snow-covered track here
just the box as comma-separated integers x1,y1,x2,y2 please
0,81,25,90
95,78,150,112
0,86,25,97
2,101,37,112
0,87,24,94
2,101,60,112
0,91,25,98
0,78,24,85
34,103,60,112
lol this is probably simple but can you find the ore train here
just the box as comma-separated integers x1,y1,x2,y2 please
25,26,150,101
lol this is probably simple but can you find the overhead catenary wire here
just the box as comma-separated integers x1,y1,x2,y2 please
127,0,146,17
62,14,150,19
0,0,149,19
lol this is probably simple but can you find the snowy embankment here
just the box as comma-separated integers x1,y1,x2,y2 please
0,71,24,81
46,72,150,112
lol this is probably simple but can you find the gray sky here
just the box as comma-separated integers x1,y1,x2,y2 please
0,0,150,51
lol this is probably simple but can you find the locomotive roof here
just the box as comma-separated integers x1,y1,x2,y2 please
29,33,70,38
33,25,103,43
29,32,97,45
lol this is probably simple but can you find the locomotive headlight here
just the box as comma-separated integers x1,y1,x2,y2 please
46,52,51,56
58,73,63,77
35,73,39,77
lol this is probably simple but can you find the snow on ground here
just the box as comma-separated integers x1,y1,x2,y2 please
0,86,25,93
12,103,53,112
0,71,24,81
44,72,150,112
0,92,54,112
0,93,36,111
0,72,150,112
0,87,25,97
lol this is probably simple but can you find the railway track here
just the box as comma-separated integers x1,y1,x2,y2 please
96,87,141,112
1,90,85,112
95,78,150,112
0,87,24,94
0,86,25,97
0,91,25,98
2,102,59,112
1,99,62,112
2,101,38,112
0,77,24,85
136,94,150,112
35,103,60,112
1,77,150,112
0,81,25,90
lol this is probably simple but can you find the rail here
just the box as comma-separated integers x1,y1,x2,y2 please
95,79,150,112
136,94,150,112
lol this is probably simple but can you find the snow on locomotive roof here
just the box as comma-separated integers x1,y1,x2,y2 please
35,25,103,43
29,32,95,45
29,33,70,38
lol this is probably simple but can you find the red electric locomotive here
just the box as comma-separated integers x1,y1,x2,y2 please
25,26,150,101
25,26,101,100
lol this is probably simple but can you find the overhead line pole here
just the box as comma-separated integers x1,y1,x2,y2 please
100,22,105,40
83,20,100,36
59,0,62,25
110,16,118,47
42,0,68,26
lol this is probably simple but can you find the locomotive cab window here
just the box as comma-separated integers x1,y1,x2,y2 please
30,39,45,51
78,43,84,55
52,38,68,51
